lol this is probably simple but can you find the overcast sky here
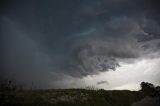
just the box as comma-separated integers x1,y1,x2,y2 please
0,0,160,90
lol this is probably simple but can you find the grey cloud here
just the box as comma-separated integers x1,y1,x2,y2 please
1,0,160,88
64,15,160,78
62,17,143,77
97,81,109,85
1,18,70,88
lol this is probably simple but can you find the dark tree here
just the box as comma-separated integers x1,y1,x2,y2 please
140,82,156,97
141,82,154,90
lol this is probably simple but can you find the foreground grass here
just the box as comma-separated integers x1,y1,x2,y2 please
0,89,146,106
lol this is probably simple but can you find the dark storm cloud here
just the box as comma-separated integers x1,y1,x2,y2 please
1,18,56,88
0,0,160,88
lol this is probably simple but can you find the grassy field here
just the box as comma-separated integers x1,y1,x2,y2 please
0,89,147,106
0,82,160,106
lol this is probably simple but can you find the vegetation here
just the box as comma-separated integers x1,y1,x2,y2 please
0,81,159,106
140,82,160,102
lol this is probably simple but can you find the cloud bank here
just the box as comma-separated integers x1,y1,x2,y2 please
0,0,160,88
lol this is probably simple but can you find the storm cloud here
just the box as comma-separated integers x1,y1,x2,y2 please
0,0,160,88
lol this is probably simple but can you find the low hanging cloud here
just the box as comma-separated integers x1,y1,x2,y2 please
0,0,160,88
97,81,109,85
61,16,160,78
